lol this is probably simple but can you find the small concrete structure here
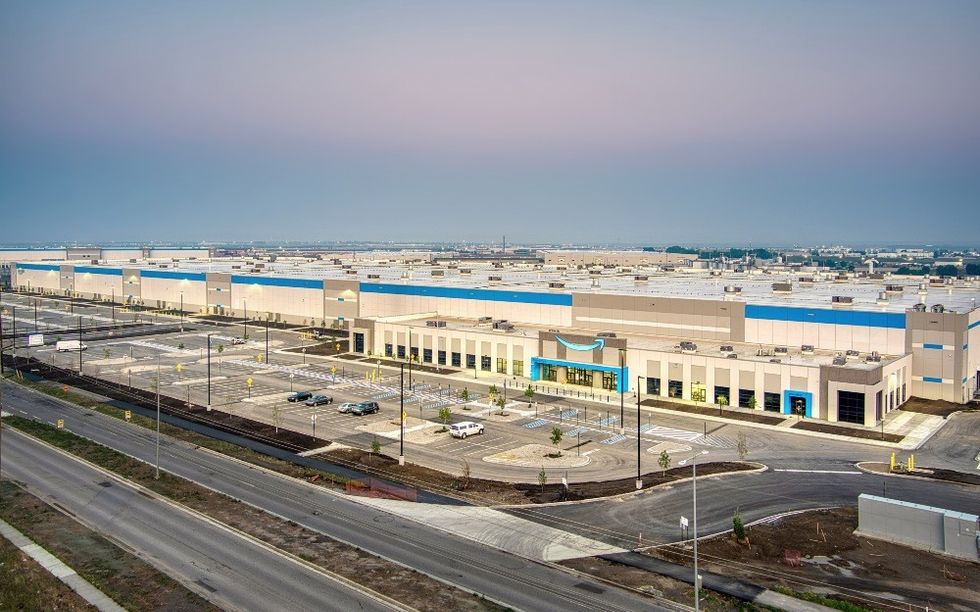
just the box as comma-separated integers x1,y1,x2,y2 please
856,494,979,562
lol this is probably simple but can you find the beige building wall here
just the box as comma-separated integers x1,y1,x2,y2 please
573,294,744,341
359,293,571,327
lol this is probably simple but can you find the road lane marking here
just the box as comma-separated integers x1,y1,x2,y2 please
773,469,862,475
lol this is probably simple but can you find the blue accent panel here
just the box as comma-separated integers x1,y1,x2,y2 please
969,320,980,330
923,376,943,384
922,343,944,350
74,266,122,276
16,263,60,272
529,357,628,393
556,336,605,351
360,282,573,306
140,269,207,282
230,275,323,289
783,390,813,418
745,304,905,329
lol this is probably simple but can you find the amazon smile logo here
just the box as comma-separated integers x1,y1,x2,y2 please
555,336,605,351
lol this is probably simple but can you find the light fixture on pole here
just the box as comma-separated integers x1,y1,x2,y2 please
399,362,405,466
636,374,644,490
692,449,708,612
619,348,626,435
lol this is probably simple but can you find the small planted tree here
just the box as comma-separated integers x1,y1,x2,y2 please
524,384,534,405
102,347,111,360
538,466,548,493
748,396,758,410
460,387,470,402
495,395,507,415
177,342,185,351
272,404,283,433
458,459,471,491
658,449,671,476
736,431,749,461
371,436,381,454
437,405,452,431
488,384,498,402
550,426,563,457
733,509,746,542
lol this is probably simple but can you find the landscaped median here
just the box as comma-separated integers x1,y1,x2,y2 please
0,415,508,612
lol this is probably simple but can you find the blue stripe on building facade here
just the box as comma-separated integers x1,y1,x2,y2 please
16,263,61,272
230,275,323,290
745,304,905,329
360,283,573,306
923,376,943,384
922,343,944,350
74,266,123,276
969,320,980,330
139,269,207,282
529,357,628,393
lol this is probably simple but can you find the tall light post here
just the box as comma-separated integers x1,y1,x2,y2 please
33,299,37,333
692,449,709,611
206,333,212,408
77,316,83,375
243,299,248,340
619,348,626,435
155,357,161,479
265,321,269,365
407,328,413,389
399,363,405,466
179,291,184,332
636,375,644,490
111,288,115,326
0,290,5,375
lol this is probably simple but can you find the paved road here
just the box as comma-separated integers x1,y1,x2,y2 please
1,428,394,612
0,379,676,612
916,410,980,472
505,468,980,549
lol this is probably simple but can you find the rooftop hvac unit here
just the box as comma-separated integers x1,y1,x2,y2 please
866,352,882,363
425,320,447,328
634,275,649,282
801,345,814,354
845,349,860,357
341,264,352,269
877,292,889,305
346,269,358,275
798,276,814,284
679,341,697,353
431,270,444,277
769,358,782,363
774,346,788,354
548,282,565,288
589,269,602,275
477,316,492,324
491,319,509,329
367,273,380,279
597,331,617,338
831,295,853,305
931,304,945,313
495,322,515,331
460,269,472,274
833,355,847,366
724,285,742,294
726,353,738,360
488,275,502,281
911,303,927,312
720,345,734,352
772,282,793,293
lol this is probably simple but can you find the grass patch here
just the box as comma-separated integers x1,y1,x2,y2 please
774,585,871,612
0,480,216,611
0,531,94,611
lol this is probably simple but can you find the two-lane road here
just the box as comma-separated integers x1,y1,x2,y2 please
1,428,396,612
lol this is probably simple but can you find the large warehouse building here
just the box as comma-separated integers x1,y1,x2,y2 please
12,254,980,427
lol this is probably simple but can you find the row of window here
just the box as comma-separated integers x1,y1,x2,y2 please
644,377,783,411
381,343,524,376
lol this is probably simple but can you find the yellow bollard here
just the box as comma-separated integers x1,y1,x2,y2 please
909,454,915,471
889,452,896,471
906,456,913,471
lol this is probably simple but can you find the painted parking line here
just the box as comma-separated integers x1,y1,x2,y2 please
773,469,862,475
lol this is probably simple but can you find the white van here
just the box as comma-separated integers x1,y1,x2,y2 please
56,340,88,352
449,421,485,439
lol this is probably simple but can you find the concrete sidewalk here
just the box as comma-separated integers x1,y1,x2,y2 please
0,518,125,612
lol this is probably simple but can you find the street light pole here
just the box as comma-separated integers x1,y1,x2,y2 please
179,292,183,332
619,348,626,435
636,374,643,490
155,358,161,479
243,300,248,340
206,333,212,408
34,299,37,333
0,290,4,376
77,316,83,375
692,449,708,612
399,362,405,466
265,321,269,364
407,328,412,389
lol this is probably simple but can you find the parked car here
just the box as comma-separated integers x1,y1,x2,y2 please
55,340,88,352
287,391,312,402
350,401,380,416
231,337,246,345
305,394,333,406
337,402,359,414
449,421,485,439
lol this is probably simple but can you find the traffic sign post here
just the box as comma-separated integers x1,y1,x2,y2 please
246,377,253,398
124,410,132,422
56,419,64,429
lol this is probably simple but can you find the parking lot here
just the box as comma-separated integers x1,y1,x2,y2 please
4,292,877,483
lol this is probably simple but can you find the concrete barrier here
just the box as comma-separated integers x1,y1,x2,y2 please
856,494,978,562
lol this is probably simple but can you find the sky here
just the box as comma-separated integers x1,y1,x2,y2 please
1,1,979,246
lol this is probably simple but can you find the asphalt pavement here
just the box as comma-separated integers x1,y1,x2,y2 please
0,379,677,612
1,427,396,612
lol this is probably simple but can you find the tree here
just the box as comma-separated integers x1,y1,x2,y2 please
437,405,452,431
550,426,563,456
488,384,498,401
524,384,534,404
495,395,507,415
538,466,548,493
460,388,469,402
935,264,959,278
717,395,729,408
177,342,185,350
747,396,758,410
658,449,671,476
217,344,224,355
965,262,980,276
736,431,749,461
458,459,471,491
102,347,111,360
733,510,746,541
371,436,381,454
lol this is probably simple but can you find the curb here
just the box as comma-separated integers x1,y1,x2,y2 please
494,462,769,509
0,517,126,612
854,462,980,487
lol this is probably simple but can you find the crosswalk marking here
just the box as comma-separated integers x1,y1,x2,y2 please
524,419,549,429
600,434,626,445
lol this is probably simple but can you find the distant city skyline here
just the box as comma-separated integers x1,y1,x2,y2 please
2,1,979,244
